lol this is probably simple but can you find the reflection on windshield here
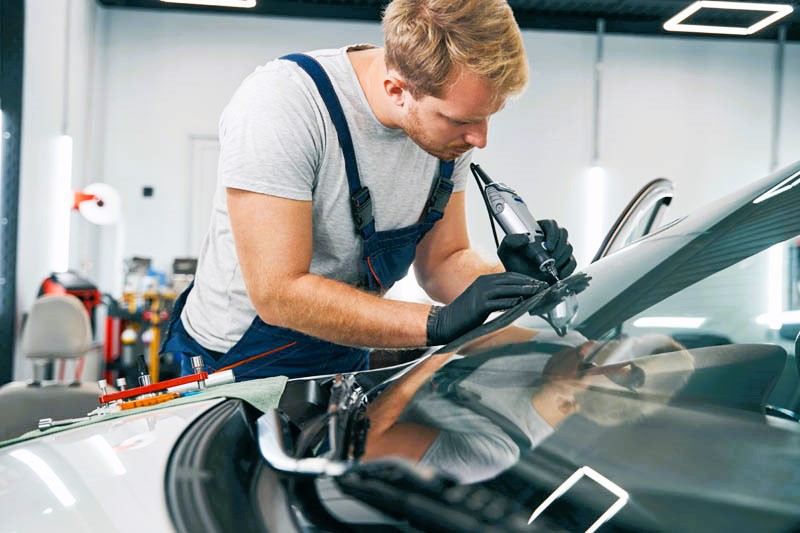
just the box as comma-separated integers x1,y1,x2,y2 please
352,162,800,532
364,326,694,484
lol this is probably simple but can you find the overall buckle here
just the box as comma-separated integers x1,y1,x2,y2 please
350,186,374,231
427,176,454,216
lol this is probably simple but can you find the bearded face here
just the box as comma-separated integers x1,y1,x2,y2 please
403,101,476,161
398,71,503,161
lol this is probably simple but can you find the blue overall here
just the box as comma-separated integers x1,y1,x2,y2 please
160,53,455,381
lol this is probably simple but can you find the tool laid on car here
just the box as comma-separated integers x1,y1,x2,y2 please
470,163,560,282
38,416,91,430
119,392,180,411
95,355,235,407
137,354,152,387
36,355,236,430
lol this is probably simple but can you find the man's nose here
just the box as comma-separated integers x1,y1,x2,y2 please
464,120,488,149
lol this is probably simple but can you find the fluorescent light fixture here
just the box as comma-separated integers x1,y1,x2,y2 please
766,243,785,330
588,165,606,181
757,309,800,326
633,316,707,329
664,1,793,36
0,108,4,207
753,168,800,204
53,135,73,273
10,449,76,507
160,0,256,7
528,466,628,533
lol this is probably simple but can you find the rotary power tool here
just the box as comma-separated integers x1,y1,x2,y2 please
470,163,560,282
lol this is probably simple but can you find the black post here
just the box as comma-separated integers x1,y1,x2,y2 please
0,0,25,385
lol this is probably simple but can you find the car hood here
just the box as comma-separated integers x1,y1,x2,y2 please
524,388,800,531
0,398,224,532
390,344,800,530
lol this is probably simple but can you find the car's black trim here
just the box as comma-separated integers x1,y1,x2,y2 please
165,399,269,533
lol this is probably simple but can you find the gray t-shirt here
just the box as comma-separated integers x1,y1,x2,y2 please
399,355,555,484
182,45,470,352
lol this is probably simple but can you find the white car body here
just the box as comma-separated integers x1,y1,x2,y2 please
0,399,223,532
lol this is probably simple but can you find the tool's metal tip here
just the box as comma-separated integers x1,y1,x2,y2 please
547,265,560,283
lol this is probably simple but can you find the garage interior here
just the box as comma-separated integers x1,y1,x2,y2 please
1,1,800,530
0,0,799,501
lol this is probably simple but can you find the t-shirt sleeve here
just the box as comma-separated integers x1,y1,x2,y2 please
218,63,325,201
419,428,519,484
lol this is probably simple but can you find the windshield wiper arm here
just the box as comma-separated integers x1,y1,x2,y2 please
335,458,531,532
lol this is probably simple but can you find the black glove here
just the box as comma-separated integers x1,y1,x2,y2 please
497,219,576,283
426,272,548,346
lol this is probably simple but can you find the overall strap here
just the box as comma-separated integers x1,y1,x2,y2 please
422,160,456,224
281,53,376,238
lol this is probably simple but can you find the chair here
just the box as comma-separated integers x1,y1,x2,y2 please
21,294,95,383
0,294,102,441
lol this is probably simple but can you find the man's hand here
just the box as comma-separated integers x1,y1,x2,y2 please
426,272,547,346
497,220,577,283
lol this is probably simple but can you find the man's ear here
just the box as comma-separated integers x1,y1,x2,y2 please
555,390,579,416
384,71,408,107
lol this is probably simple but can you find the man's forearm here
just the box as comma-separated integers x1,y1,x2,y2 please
366,351,453,435
363,351,452,460
417,248,503,304
253,272,431,348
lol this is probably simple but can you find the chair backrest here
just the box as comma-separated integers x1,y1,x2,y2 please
21,294,92,359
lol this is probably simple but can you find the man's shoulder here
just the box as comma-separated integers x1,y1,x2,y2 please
248,47,344,78
222,58,326,125
229,47,352,107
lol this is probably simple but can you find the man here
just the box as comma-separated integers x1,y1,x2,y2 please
363,331,694,484
161,0,576,380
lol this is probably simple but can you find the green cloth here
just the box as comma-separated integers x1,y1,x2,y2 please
0,375,288,449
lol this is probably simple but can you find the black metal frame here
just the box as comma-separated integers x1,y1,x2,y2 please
0,0,24,385
95,0,800,41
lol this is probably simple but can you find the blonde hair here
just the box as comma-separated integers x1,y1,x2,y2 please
382,0,529,98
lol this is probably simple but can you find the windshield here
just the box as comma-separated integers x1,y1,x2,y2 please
360,162,800,531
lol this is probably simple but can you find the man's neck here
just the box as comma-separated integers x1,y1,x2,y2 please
348,47,401,129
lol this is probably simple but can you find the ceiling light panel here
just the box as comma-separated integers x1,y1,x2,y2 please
664,1,794,36
160,0,256,8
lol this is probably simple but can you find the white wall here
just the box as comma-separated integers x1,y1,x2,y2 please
16,0,100,378
16,6,800,376
465,30,596,262
782,44,800,169
95,10,383,293
89,9,800,281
